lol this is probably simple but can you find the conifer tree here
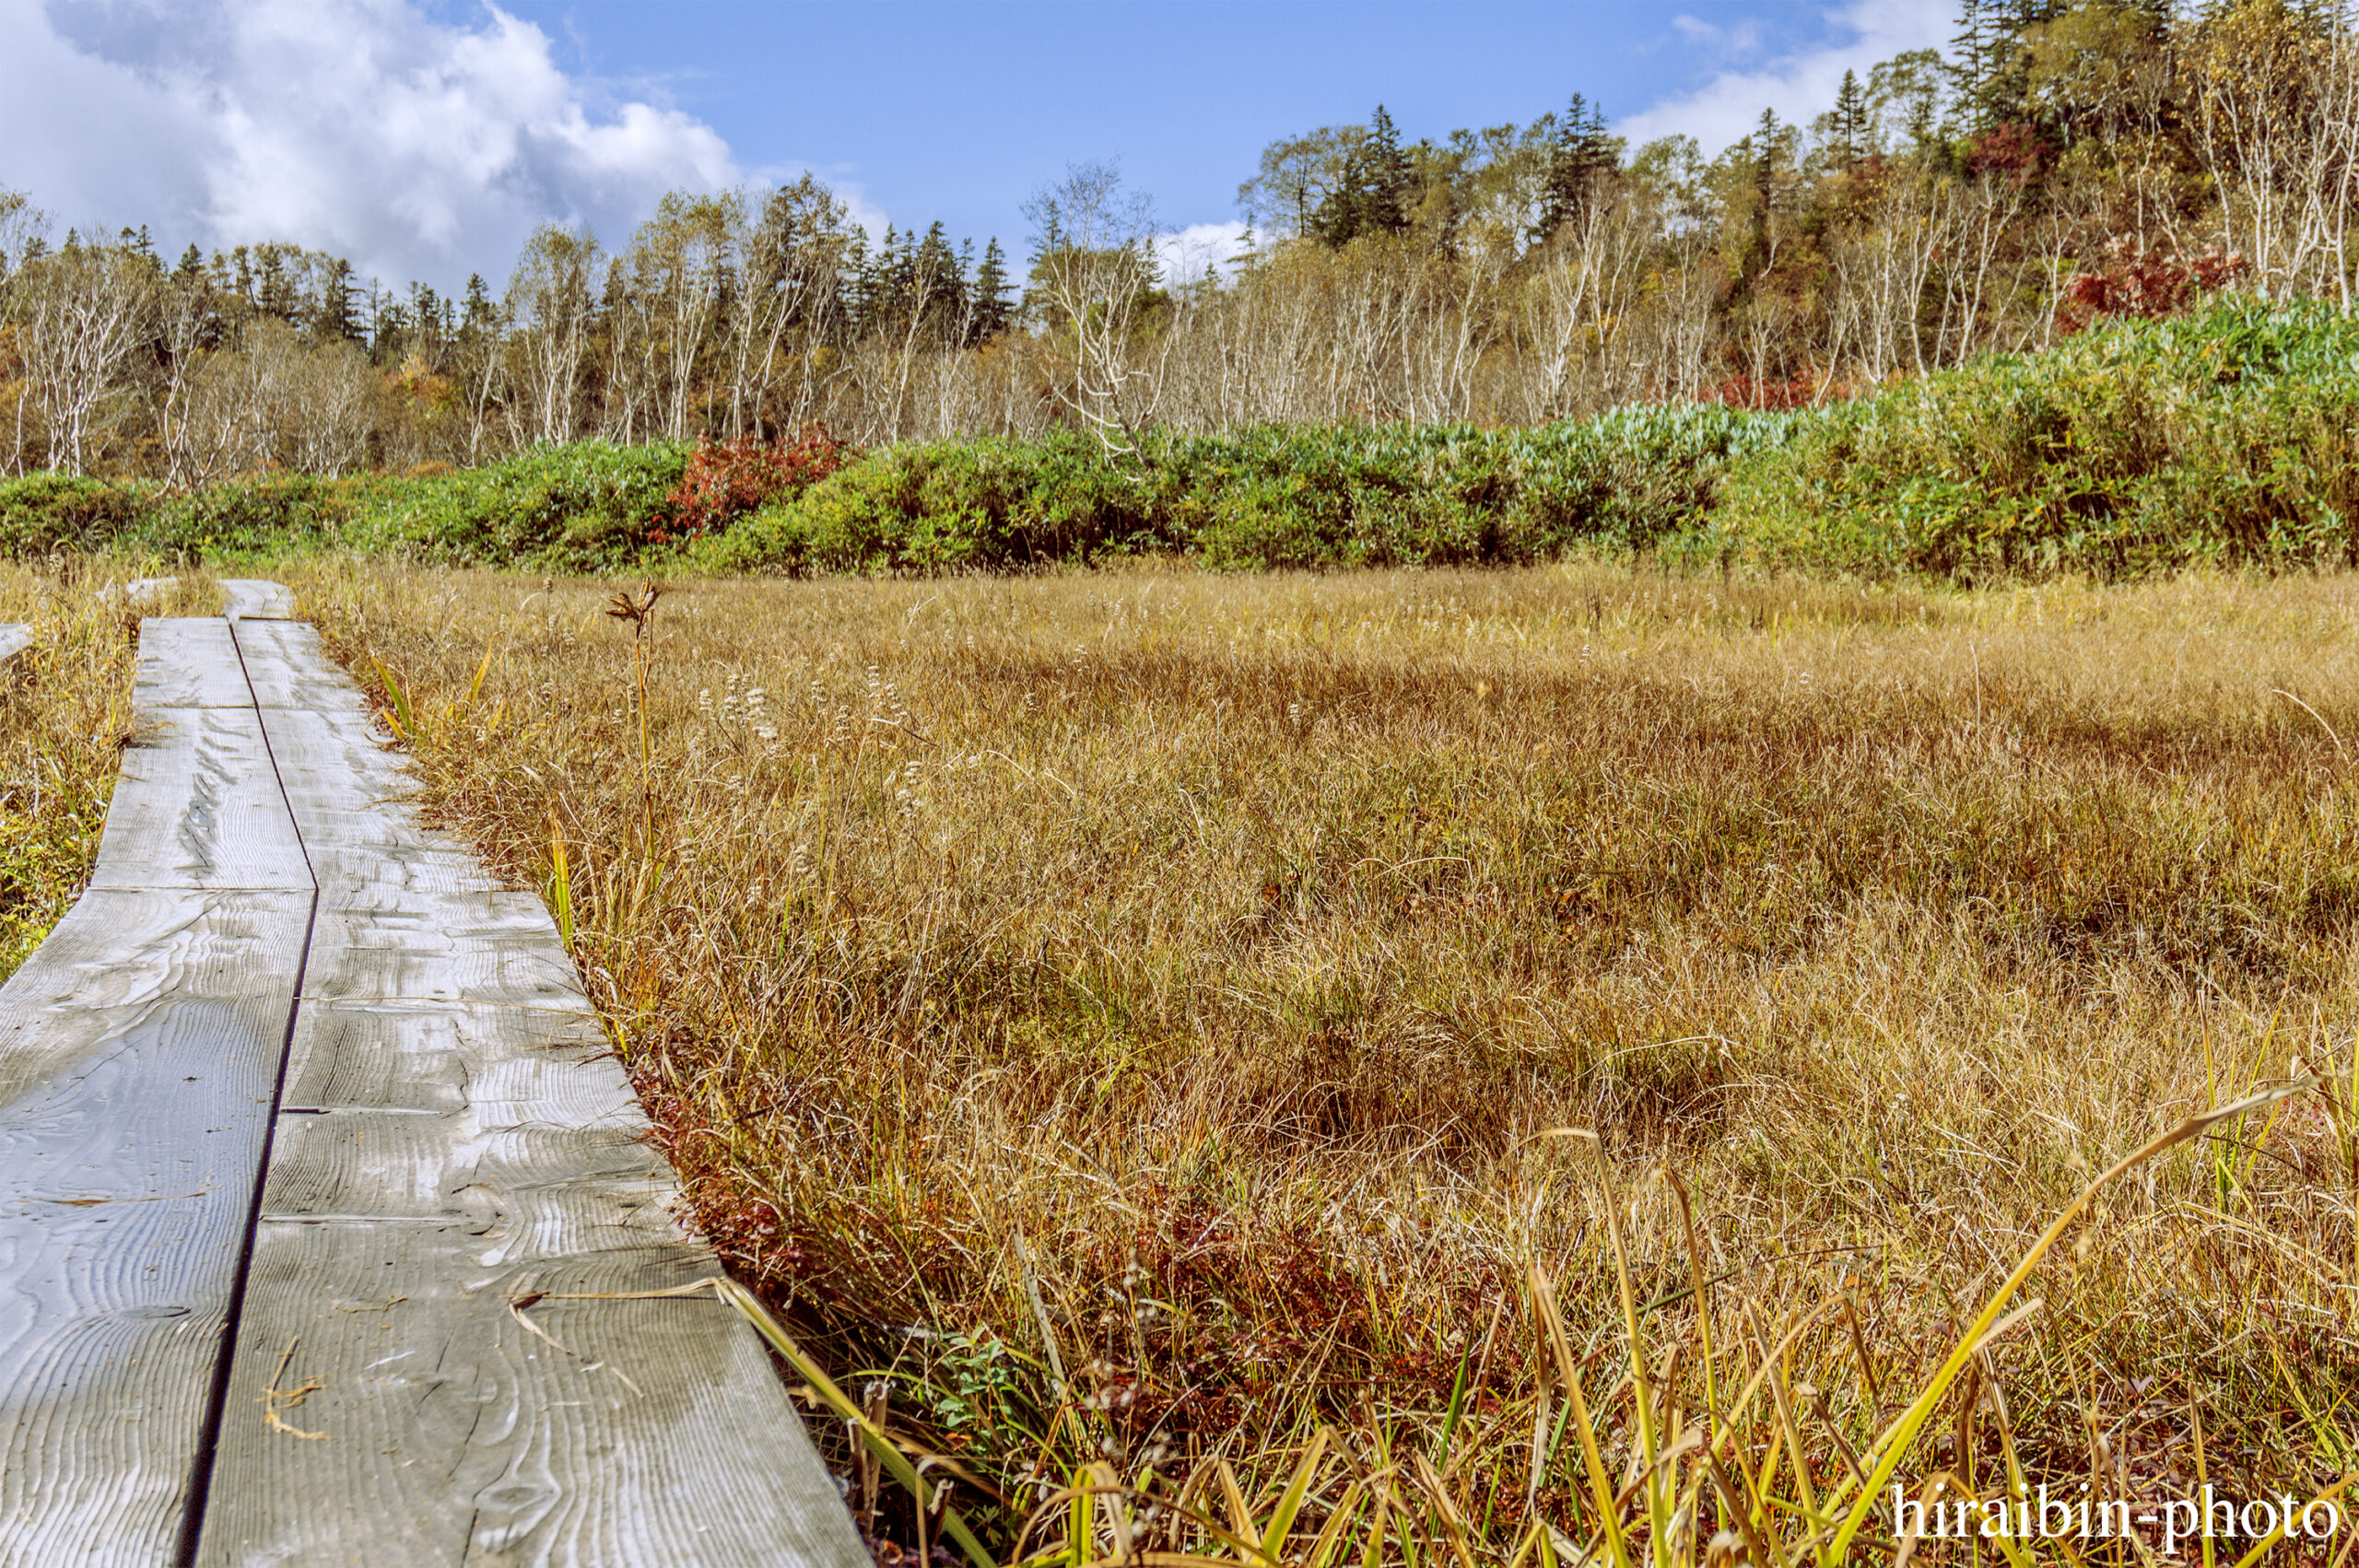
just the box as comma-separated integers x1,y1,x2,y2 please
1536,92,1617,240
841,228,874,333
313,256,362,345
971,237,1014,341
255,245,299,324
1311,105,1417,246
1831,69,1869,170
459,273,497,339
915,223,961,315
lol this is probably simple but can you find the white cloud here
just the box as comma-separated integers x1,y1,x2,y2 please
1670,13,1764,58
0,0,751,287
1616,0,1953,158
1156,220,1250,286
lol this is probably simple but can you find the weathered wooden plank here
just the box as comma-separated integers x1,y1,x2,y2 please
0,624,29,673
133,617,252,709
87,705,314,892
233,619,375,718
194,601,864,1567
195,1222,864,1568
218,579,297,620
263,1104,671,1253
250,708,476,863
299,895,584,1007
280,998,615,1119
0,888,311,1568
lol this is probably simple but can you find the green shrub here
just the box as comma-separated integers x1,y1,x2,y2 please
6,302,2353,583
0,474,156,554
700,432,1179,574
702,414,1788,575
144,475,365,561
1705,302,2359,579
365,442,691,570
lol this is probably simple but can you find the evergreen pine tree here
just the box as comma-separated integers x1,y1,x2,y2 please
1311,105,1417,246
255,245,299,324
1832,69,1869,170
313,256,362,345
1536,92,1617,240
460,273,497,339
1952,0,2064,133
174,243,205,281
883,225,915,308
369,287,407,362
1733,108,1781,295
404,282,452,356
1951,0,1990,127
1360,105,1415,236
971,237,1014,341
842,228,874,333
913,221,964,337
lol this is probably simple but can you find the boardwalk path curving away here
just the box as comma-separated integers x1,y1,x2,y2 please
0,594,863,1567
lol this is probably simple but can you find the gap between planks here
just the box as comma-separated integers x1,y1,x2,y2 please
0,591,862,1568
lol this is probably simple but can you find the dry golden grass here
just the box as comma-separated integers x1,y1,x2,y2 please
284,560,2359,1565
0,564,210,981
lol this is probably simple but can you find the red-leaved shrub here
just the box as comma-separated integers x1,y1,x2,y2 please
1965,121,2055,183
656,422,855,543
1708,369,1816,412
2056,239,2251,334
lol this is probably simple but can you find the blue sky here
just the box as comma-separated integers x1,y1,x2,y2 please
3,0,1950,290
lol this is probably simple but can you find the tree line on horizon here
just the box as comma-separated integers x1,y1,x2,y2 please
2,0,2356,483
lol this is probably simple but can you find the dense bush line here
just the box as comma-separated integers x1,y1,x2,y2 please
1696,302,2359,579
5,304,2356,580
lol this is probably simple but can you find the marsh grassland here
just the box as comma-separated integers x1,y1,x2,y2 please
289,562,2359,1563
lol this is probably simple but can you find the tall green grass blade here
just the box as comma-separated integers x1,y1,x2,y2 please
1820,1080,2317,1566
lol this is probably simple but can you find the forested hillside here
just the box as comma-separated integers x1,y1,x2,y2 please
1,0,2354,483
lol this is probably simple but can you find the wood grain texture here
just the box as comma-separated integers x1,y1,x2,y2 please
134,618,252,710
197,1223,863,1568
299,895,585,1008
218,580,297,620
233,621,374,719
0,888,311,1568
280,1000,612,1118
186,617,865,1568
263,1104,670,1251
87,706,313,893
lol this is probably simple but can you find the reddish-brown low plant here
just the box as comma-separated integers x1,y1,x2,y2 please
1964,119,2055,183
2057,237,2251,333
1706,367,1815,411
656,422,856,543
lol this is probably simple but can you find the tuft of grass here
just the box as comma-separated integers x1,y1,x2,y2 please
287,560,2359,1564
0,560,204,980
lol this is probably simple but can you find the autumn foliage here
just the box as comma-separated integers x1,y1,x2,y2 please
656,423,855,542
2057,239,2253,333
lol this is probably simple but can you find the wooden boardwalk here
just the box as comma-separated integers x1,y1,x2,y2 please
0,594,864,1567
